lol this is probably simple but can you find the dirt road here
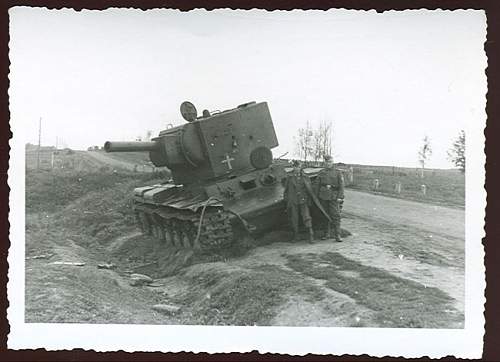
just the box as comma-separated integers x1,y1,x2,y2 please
84,150,148,171
25,182,465,328
344,190,464,239
209,190,465,327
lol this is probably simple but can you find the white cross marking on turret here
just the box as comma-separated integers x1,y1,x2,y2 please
221,154,235,170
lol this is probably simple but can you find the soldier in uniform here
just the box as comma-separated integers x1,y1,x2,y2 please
314,154,345,242
283,160,315,243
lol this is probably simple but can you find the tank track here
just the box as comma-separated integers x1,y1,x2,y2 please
134,204,234,252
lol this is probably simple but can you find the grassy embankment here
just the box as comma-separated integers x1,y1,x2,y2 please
25,169,165,254
25,169,322,325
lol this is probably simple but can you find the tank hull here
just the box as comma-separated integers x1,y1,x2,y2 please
131,164,327,251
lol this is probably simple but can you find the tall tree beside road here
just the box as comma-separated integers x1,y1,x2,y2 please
418,135,432,178
448,130,465,173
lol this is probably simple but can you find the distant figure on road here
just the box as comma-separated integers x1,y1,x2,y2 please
314,154,345,242
284,160,315,243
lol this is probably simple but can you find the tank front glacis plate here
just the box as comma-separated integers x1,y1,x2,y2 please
200,164,287,226
133,182,223,212
141,184,181,203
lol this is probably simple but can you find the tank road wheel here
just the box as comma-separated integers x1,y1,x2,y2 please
164,221,174,247
137,211,146,232
150,215,165,243
185,222,197,249
190,223,201,250
147,208,234,251
138,211,152,235
134,211,142,231
171,222,182,248
154,221,166,244
181,222,192,248
151,221,159,239
159,223,166,243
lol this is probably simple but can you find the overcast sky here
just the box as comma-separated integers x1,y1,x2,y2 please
9,8,486,168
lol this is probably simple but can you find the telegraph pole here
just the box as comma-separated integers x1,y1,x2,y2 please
36,117,42,170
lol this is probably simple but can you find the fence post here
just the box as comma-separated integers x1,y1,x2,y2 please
421,184,427,196
373,179,380,191
348,166,354,184
394,181,401,194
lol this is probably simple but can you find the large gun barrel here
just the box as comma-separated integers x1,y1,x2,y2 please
104,141,159,153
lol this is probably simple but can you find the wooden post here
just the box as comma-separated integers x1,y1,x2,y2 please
421,184,427,196
373,179,380,191
394,182,401,194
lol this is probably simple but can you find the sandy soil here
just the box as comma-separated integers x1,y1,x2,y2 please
25,184,464,328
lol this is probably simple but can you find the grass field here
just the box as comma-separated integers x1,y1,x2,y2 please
277,159,464,208
27,148,464,209
347,165,464,208
26,148,152,171
25,169,162,213
95,150,152,166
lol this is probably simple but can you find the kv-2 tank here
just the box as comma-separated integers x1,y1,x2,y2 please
105,101,301,251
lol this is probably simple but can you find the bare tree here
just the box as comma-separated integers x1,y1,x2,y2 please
418,135,432,178
294,121,314,161
448,130,465,173
312,120,333,162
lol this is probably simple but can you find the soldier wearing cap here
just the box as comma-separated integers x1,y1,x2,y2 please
284,160,315,243
314,154,345,242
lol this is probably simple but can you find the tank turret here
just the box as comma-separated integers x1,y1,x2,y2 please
105,101,278,185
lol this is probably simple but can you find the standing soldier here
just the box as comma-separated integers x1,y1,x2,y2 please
315,155,345,242
284,160,315,243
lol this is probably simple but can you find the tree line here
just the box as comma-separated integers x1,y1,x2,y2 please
294,122,466,174
294,120,334,162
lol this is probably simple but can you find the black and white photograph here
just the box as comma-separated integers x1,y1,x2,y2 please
7,7,486,358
